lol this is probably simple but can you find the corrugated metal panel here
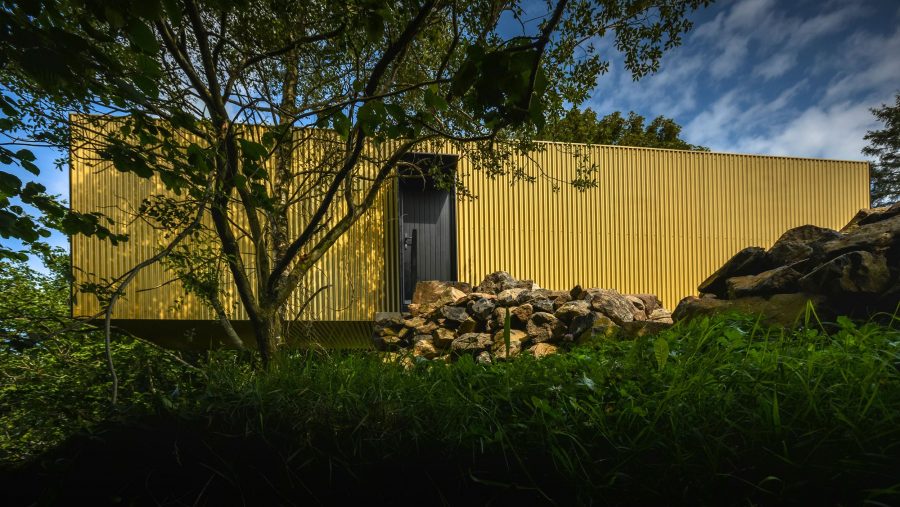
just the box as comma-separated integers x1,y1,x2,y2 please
72,120,870,336
71,118,395,327
454,142,870,310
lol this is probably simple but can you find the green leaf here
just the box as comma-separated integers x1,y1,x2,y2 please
653,337,669,370
238,139,268,160
0,171,23,197
331,111,351,140
20,160,40,176
127,21,159,54
424,86,448,111
14,149,35,162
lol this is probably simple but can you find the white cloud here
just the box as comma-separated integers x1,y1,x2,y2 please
732,102,877,159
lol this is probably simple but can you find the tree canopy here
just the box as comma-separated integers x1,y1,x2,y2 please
863,93,900,206
539,107,707,150
0,0,712,364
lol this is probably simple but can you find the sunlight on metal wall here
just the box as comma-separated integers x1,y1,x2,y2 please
72,120,869,339
453,142,869,310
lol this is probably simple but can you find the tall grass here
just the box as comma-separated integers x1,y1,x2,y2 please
3,313,900,505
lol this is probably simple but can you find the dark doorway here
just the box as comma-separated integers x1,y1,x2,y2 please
398,153,458,309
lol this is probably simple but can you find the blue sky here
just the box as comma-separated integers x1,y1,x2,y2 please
4,0,899,267
587,0,900,159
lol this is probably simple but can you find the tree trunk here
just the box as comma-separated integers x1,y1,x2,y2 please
253,310,284,368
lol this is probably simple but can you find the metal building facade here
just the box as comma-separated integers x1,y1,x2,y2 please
70,127,870,346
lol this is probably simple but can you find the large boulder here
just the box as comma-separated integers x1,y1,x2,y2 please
673,293,823,327
697,247,769,298
799,250,891,296
819,214,900,259
474,271,535,295
726,266,803,299
841,202,900,232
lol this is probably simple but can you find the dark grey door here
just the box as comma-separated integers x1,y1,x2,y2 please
399,154,458,308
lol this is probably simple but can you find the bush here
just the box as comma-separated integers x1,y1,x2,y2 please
3,313,900,505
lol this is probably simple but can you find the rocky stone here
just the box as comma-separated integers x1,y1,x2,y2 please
497,288,528,307
554,300,592,323
412,280,469,307
648,308,674,324
697,247,769,298
819,214,900,259
374,312,404,327
569,284,587,300
726,266,803,299
841,203,900,232
451,333,492,355
440,305,470,326
673,293,824,327
530,298,555,313
589,289,635,325
625,295,645,313
529,343,559,358
402,317,426,329
468,297,497,321
773,224,842,246
474,271,535,294
526,312,565,343
491,332,525,360
799,250,891,296
414,321,438,335
510,304,533,327
553,294,572,310
457,317,479,334
767,241,814,268
632,294,663,315
531,288,566,300
476,351,493,365
412,334,432,343
412,338,438,359
568,311,597,338
432,327,456,348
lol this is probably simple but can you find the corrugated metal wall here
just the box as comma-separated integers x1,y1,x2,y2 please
70,120,395,336
453,142,869,309
72,123,870,338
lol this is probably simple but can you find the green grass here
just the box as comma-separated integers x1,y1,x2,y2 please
2,313,900,505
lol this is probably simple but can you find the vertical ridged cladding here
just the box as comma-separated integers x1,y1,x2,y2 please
454,142,869,310
70,119,395,325
72,119,870,324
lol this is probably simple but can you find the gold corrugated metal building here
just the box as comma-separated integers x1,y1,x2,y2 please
70,123,870,348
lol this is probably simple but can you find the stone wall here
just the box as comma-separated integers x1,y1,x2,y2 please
373,272,673,362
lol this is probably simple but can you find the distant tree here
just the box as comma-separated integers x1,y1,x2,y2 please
863,93,900,206
540,108,707,150
0,249,71,350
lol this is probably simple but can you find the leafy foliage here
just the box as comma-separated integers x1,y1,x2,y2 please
540,107,708,150
1,0,712,362
0,250,71,349
4,314,900,505
863,92,900,206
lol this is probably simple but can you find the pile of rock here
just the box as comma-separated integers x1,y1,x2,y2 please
674,203,900,325
373,271,674,362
